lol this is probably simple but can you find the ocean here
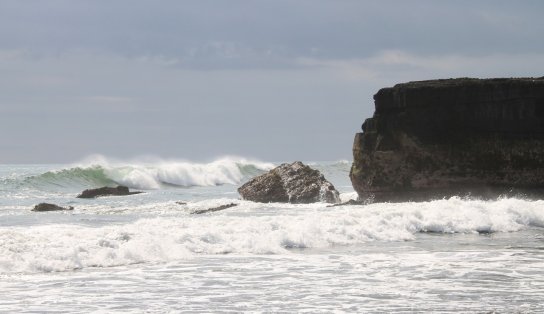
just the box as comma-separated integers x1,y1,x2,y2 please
0,156,543,313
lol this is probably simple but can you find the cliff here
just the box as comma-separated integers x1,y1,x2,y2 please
350,77,544,202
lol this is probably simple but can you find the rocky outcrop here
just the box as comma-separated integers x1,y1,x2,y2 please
192,203,238,214
32,203,74,212
238,161,340,203
350,78,544,202
77,185,143,198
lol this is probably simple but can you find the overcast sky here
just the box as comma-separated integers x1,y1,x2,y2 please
1,0,544,163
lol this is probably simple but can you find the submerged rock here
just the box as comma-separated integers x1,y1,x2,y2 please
350,77,544,202
326,199,364,207
191,203,238,214
238,161,340,203
77,185,143,198
32,203,74,212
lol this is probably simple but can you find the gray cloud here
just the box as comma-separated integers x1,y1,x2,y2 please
1,0,544,163
2,0,543,67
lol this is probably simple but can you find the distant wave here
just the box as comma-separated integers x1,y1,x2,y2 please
21,155,275,190
23,165,116,188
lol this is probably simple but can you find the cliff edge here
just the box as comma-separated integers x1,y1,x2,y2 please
350,77,544,202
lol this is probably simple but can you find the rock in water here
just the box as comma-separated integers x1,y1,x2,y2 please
77,185,143,198
32,203,74,212
191,203,238,214
350,77,544,202
238,161,340,203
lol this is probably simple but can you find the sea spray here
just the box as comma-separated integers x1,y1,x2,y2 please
13,155,275,190
1,197,543,273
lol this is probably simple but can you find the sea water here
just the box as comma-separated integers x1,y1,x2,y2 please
0,156,543,313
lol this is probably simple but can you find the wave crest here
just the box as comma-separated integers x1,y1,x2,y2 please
24,155,275,189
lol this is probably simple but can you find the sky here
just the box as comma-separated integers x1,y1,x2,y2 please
1,0,544,163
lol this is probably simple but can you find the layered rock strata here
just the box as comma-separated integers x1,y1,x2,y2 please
350,78,544,202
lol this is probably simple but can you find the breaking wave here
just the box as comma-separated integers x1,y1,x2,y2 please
20,155,275,190
1,197,543,273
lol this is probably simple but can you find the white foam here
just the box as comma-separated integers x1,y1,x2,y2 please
340,191,358,202
73,154,275,189
1,197,543,273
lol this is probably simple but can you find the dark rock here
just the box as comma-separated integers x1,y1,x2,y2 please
350,77,544,202
32,203,74,212
239,170,288,203
176,201,187,205
192,203,238,214
238,161,340,203
76,185,143,198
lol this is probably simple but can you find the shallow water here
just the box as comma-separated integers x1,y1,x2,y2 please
1,158,543,313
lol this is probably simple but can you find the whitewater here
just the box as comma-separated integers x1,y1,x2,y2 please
1,156,543,313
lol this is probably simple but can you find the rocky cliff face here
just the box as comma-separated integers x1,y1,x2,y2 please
350,78,544,202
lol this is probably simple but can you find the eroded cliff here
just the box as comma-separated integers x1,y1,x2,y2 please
350,78,544,202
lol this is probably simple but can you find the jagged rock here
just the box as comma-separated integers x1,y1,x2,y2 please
191,203,238,214
350,77,544,202
32,203,74,212
76,185,143,198
238,161,340,203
